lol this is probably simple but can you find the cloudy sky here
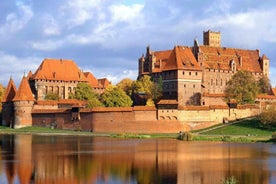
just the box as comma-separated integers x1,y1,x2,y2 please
1,0,276,87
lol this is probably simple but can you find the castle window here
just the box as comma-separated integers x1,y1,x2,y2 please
189,72,191,76
183,71,185,75
193,84,195,88
184,84,186,88
195,72,198,76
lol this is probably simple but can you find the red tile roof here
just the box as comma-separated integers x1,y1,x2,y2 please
36,99,87,106
162,46,202,71
198,46,262,72
271,88,276,96
98,78,110,88
83,72,99,87
2,78,17,102
146,46,202,74
157,99,178,105
179,106,210,110
132,106,156,111
13,76,35,101
256,94,276,99
31,58,88,82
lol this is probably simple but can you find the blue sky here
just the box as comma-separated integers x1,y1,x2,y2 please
1,0,276,87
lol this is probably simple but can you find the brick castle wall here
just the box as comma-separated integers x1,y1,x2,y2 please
32,106,260,133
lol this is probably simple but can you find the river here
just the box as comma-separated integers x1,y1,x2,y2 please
0,134,276,184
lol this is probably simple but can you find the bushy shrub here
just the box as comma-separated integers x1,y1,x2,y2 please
271,132,276,142
221,136,231,142
178,131,193,141
258,106,276,126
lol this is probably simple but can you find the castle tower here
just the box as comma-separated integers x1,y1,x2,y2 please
13,76,35,129
203,30,221,47
1,78,17,127
261,54,270,78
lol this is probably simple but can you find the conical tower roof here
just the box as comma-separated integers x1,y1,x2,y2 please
2,77,17,103
13,76,35,101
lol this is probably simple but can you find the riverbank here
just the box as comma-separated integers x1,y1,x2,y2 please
0,118,275,142
0,125,178,138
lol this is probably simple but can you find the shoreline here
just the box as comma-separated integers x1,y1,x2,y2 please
0,127,272,143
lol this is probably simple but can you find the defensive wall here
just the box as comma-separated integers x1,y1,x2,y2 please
32,104,260,133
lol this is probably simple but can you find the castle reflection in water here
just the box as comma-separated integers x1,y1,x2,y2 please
0,134,275,184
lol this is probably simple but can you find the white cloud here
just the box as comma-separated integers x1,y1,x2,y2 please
105,69,138,84
59,0,103,28
42,15,61,36
110,4,144,23
0,2,33,36
0,51,40,86
30,39,64,51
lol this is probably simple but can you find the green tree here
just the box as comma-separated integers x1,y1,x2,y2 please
258,75,271,94
45,92,59,100
116,78,134,97
224,71,259,104
132,75,163,105
101,85,133,107
70,82,103,108
0,84,5,112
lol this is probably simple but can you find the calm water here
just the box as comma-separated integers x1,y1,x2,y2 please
0,135,276,184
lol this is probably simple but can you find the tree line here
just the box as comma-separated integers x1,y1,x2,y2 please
45,75,162,108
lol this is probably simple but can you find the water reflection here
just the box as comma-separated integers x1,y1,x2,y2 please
0,134,275,184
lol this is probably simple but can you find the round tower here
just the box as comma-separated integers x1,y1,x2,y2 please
13,76,35,129
1,78,17,127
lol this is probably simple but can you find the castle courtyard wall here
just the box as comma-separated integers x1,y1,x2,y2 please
31,105,261,133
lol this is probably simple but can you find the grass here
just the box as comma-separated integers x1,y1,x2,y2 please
201,119,276,136
0,126,179,138
196,118,276,142
0,126,94,136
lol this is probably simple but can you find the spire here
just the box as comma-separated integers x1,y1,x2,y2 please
2,77,17,103
13,76,35,101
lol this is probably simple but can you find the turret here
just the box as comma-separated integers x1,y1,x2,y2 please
12,76,35,129
203,30,221,47
261,54,269,78
1,78,17,127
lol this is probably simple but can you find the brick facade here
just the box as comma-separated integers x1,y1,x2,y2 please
31,105,259,133
139,31,270,107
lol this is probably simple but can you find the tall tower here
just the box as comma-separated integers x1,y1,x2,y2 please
203,30,221,47
260,54,270,78
1,78,17,127
13,76,35,129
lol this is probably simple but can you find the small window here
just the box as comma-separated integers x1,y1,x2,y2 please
189,72,191,76
195,72,198,76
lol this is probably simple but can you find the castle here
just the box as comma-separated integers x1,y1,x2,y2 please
2,58,110,128
1,31,275,132
139,30,269,106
